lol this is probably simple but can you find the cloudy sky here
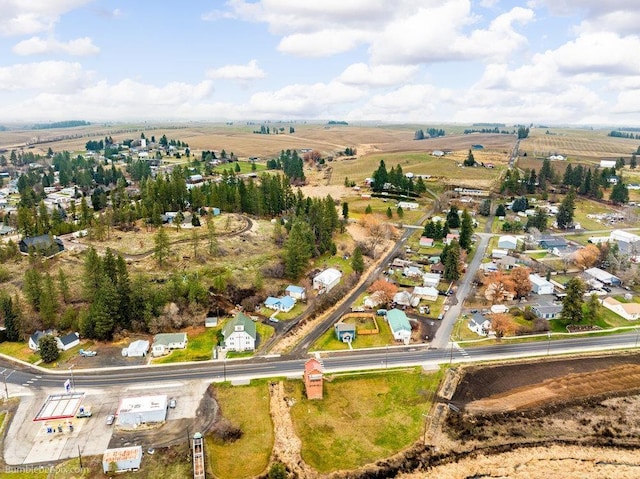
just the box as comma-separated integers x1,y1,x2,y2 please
1,0,639,125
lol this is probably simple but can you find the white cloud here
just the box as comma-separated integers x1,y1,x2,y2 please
0,0,92,36
338,63,418,87
248,81,365,117
13,36,100,56
206,60,266,81
278,29,371,57
0,61,92,92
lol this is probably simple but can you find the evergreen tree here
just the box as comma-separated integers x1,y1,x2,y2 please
38,335,59,363
386,207,392,219
556,189,576,229
446,205,460,228
583,293,600,324
39,273,58,327
610,181,629,204
89,277,118,340
0,294,20,341
495,204,506,217
561,277,585,325
372,160,388,192
154,227,170,266
351,246,364,274
459,209,473,251
283,218,313,279
479,199,491,216
396,206,404,218
631,153,637,169
526,208,548,232
23,268,42,311
365,204,372,214
463,150,475,167
83,247,102,302
443,240,461,281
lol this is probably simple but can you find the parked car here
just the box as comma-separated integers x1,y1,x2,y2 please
105,414,115,425
602,286,612,293
168,398,177,409
79,349,97,357
76,408,92,418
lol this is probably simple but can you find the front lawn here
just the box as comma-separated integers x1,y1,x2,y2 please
154,328,219,364
289,369,441,473
311,316,394,351
0,342,39,363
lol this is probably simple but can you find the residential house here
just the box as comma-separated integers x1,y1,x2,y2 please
419,237,434,248
552,244,580,258
480,261,499,273
334,323,356,342
539,235,567,250
264,295,296,313
152,333,188,357
584,267,621,286
430,262,445,274
498,235,518,250
122,340,150,357
445,233,460,245
28,329,54,351
304,358,324,400
393,291,415,307
403,266,423,278
468,313,491,336
492,249,509,260
19,235,64,255
610,230,640,256
529,274,555,295
531,304,563,320
313,268,342,293
56,332,79,351
285,285,306,300
386,309,412,344
222,312,257,352
363,290,386,309
422,272,441,288
0,225,15,236
397,201,419,210
601,297,640,321
412,286,439,302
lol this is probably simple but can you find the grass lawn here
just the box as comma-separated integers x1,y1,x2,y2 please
212,160,267,174
312,252,354,277
288,369,440,473
0,342,39,363
269,302,306,321
527,251,548,260
256,322,275,347
206,381,273,479
452,315,483,341
311,316,394,351
154,328,219,364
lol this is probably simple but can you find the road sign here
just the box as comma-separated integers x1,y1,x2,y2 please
64,379,71,393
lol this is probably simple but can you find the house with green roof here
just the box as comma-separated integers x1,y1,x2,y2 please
386,309,412,344
152,332,188,357
223,312,257,352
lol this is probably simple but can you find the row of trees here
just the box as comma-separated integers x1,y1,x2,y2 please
371,160,427,194
266,149,305,183
414,128,445,140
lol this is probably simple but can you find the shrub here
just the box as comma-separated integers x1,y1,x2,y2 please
39,335,60,363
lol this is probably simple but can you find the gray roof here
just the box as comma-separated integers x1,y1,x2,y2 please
58,332,79,346
532,304,562,314
334,322,356,332
153,332,187,346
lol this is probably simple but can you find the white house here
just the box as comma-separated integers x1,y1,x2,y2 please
529,274,554,295
497,235,518,250
313,268,342,293
386,309,412,344
419,237,434,248
56,332,80,351
222,312,256,351
152,333,188,357
393,291,414,307
422,272,441,288
531,304,563,320
363,290,386,309
600,159,617,168
601,297,640,321
492,249,509,260
28,329,54,351
610,229,640,255
397,201,419,210
403,266,423,278
412,286,439,302
468,313,491,336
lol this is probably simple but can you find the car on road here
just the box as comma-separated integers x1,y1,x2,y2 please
106,414,115,425
168,398,176,409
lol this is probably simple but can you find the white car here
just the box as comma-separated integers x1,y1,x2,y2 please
106,414,115,425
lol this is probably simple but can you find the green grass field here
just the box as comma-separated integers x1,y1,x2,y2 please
0,342,39,364
288,369,440,473
311,316,394,351
206,381,273,479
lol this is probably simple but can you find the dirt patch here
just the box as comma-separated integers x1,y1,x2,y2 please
466,364,640,414
267,381,316,478
451,353,640,406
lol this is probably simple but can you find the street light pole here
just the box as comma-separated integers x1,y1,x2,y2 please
223,359,227,382
68,365,75,392
547,332,551,356
385,345,388,369
2,371,8,400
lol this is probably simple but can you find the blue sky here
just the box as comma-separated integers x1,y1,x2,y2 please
1,0,639,125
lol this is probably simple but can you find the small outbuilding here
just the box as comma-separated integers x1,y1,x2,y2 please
313,268,342,293
122,340,150,357
103,446,143,473
497,235,518,250
285,285,306,300
56,332,80,351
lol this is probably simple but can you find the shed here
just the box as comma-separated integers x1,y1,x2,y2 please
490,304,508,314
122,340,149,357
585,267,621,286
285,285,306,300
386,309,412,344
103,446,143,473
116,395,167,426
419,237,434,248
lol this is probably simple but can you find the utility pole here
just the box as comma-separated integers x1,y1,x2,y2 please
77,445,82,468
635,328,640,348
2,371,8,400
547,331,551,356
223,358,227,382
69,365,75,392
449,341,454,365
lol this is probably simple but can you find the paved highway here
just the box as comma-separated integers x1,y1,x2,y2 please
2,330,639,392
